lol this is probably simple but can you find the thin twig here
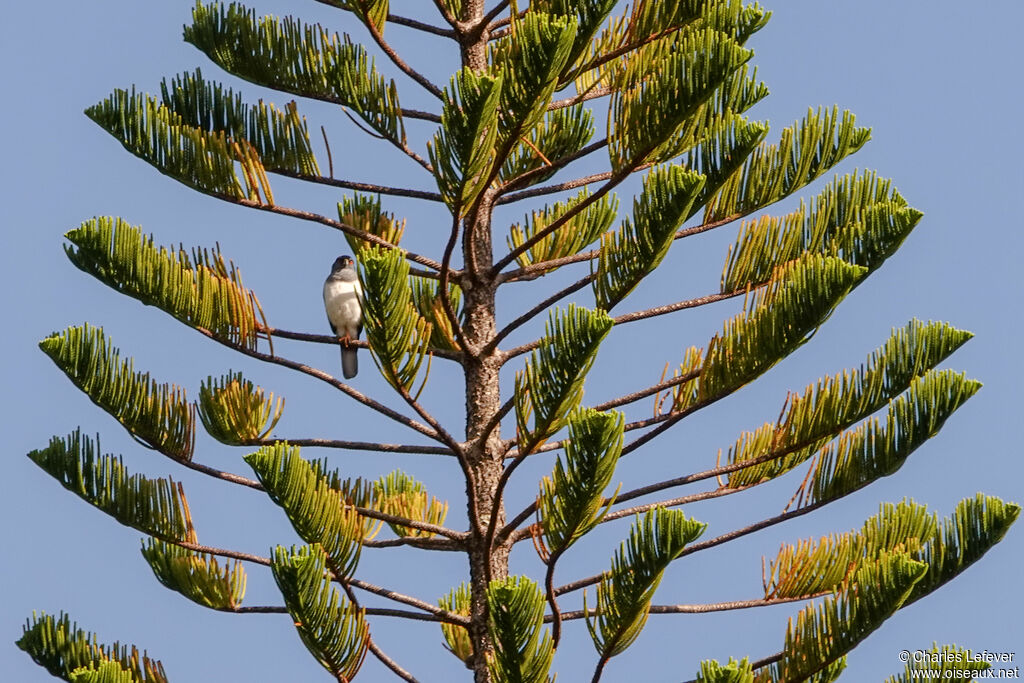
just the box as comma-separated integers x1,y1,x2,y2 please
430,0,458,28
499,288,742,363
320,126,334,179
223,605,454,622
495,169,611,205
339,581,421,683
492,166,630,274
547,85,614,113
347,576,468,624
500,214,740,283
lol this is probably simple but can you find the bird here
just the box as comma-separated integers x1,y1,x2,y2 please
323,255,363,379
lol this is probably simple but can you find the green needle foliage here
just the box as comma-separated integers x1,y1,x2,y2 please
357,246,434,394
487,577,555,683
500,104,595,186
271,545,369,681
726,319,973,487
429,68,503,215
64,217,270,352
141,538,248,610
515,304,614,452
25,2,1017,681
757,551,927,682
593,164,706,309
537,407,624,558
338,193,406,260
40,325,196,460
245,443,365,579
586,508,706,661
438,583,473,665
159,68,320,176
185,3,403,144
696,657,754,683
28,430,196,543
508,188,618,269
375,470,450,538
69,660,140,683
764,496,1021,604
198,371,284,444
16,612,167,683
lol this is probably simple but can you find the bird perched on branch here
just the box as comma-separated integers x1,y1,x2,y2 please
323,255,363,379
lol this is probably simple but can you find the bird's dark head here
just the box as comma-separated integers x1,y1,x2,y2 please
332,255,355,272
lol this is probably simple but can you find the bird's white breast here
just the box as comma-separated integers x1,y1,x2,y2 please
323,279,363,337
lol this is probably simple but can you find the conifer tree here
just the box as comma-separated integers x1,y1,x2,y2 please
18,1,1018,682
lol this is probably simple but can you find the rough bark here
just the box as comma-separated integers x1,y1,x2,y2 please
454,7,507,680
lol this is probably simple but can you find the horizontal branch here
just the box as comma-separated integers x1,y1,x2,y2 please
385,12,456,39
553,496,834,597
497,138,609,198
348,576,468,624
551,591,829,622
233,198,445,272
256,437,456,456
196,327,445,444
496,170,612,206
172,539,468,624
221,604,454,622
490,274,593,354
273,169,444,203
500,286,742,364
500,214,739,282
265,326,462,363
547,84,613,113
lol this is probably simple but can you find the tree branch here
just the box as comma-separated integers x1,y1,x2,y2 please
482,1,512,28
265,327,462,363
438,213,473,356
196,327,446,445
171,539,468,623
233,197,445,272
547,85,614,113
363,12,445,99
553,592,830,623
339,581,421,683
222,604,458,622
499,287,743,364
348,576,468,624
386,13,457,39
553,496,835,598
256,437,456,456
431,0,458,29
488,274,593,355
497,138,609,198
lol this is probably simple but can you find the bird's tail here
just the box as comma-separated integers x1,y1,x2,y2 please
342,347,358,379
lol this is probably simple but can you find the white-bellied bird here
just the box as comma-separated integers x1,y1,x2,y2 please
323,255,363,379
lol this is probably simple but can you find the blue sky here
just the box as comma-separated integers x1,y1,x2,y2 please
2,1,1022,681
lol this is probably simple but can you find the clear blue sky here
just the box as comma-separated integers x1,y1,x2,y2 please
2,2,1022,681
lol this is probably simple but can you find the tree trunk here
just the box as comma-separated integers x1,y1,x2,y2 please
457,7,505,679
